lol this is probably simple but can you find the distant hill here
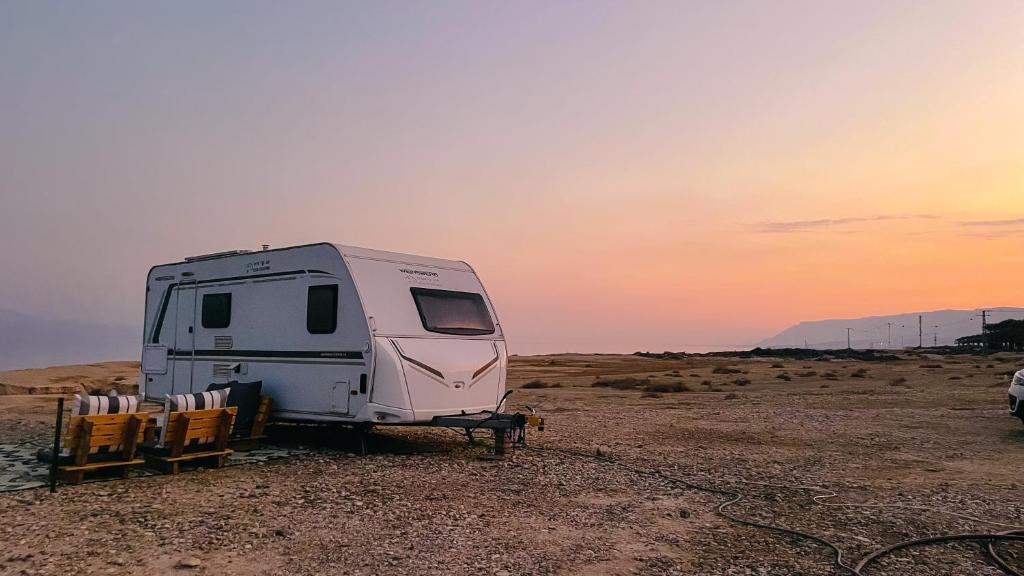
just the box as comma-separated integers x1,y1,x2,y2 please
758,307,1024,350
0,309,137,371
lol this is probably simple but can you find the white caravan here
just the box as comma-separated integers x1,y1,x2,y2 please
140,243,507,425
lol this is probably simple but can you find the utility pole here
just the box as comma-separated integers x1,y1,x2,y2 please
887,322,893,349
934,325,939,346
918,315,923,348
981,309,990,349
846,328,852,349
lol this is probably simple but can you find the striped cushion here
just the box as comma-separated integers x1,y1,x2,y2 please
159,389,229,446
72,393,140,416
167,389,229,413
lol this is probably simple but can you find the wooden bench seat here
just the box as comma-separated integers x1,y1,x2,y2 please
229,395,272,451
141,407,237,474
44,412,148,484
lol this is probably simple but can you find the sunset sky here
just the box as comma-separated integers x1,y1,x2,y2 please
1,1,1022,354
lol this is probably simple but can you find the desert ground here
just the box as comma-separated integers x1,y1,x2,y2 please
2,350,1024,576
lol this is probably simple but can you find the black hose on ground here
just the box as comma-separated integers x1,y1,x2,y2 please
528,444,1024,576
989,531,1024,576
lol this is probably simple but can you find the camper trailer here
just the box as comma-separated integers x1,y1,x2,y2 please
140,243,507,425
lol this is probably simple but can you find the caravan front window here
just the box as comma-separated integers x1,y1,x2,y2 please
410,288,495,335
201,293,232,329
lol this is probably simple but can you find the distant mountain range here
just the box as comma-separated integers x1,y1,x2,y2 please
758,307,1024,350
0,309,138,371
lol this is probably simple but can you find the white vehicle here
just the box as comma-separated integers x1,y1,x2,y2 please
140,243,507,425
1009,369,1024,424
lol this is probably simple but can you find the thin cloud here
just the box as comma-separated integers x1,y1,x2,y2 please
956,218,1024,239
757,214,937,234
960,218,1024,227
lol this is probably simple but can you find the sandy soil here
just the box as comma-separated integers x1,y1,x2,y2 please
2,351,1024,575
0,362,139,396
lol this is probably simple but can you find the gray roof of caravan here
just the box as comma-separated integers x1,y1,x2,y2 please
160,243,473,272
334,244,473,271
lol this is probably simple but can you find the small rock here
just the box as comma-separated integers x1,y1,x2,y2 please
176,557,201,569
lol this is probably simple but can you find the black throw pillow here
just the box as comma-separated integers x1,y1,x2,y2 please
207,380,263,437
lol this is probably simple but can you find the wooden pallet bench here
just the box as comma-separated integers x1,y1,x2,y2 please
40,412,148,484
141,407,237,474
229,395,272,451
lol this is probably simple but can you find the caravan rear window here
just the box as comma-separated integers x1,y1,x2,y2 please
307,284,339,334
410,288,495,335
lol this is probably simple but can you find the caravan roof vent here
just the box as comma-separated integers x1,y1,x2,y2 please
183,250,253,263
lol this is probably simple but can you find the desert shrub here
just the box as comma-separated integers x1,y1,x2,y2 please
723,393,739,400
770,363,785,369
689,373,701,378
712,366,742,374
986,364,996,369
889,377,908,386
645,382,690,393
733,378,751,386
823,372,839,380
796,371,818,377
776,374,792,381
701,380,713,386
550,382,563,388
920,364,943,369
521,380,550,389
820,383,830,388
949,376,962,380
592,377,645,390
640,392,662,398
850,368,869,378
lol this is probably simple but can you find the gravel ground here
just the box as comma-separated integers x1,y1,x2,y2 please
2,351,1024,575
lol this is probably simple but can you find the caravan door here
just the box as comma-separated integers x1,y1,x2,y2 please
171,283,197,395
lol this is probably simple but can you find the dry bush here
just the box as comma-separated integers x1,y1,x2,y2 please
889,377,908,386
776,374,792,381
723,393,739,400
521,380,550,389
701,380,713,386
733,378,751,386
823,372,839,380
591,377,645,390
920,364,943,369
712,366,742,374
850,368,869,378
770,363,785,369
645,382,690,393
797,371,818,377
949,376,962,380
641,392,662,398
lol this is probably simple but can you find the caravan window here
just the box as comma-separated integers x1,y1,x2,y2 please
201,293,232,329
307,284,339,334
410,288,495,335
